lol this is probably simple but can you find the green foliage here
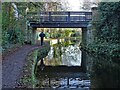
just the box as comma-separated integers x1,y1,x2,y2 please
2,2,44,51
14,27,25,44
2,3,23,50
37,46,50,59
50,28,75,39
64,29,72,37
95,2,120,43
2,2,70,51
18,44,50,87
2,30,10,49
86,2,120,58
85,3,120,88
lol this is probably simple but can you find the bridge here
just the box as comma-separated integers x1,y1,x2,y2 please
27,11,92,28
26,11,93,71
26,11,93,47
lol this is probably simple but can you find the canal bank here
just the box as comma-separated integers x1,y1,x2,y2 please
16,42,50,88
2,41,50,89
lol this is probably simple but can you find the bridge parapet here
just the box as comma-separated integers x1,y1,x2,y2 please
27,11,92,23
27,11,92,28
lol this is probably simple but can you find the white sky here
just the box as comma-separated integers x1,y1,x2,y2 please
67,0,83,11
67,0,98,11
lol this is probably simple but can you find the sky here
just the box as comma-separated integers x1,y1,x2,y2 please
67,0,83,11
66,0,99,11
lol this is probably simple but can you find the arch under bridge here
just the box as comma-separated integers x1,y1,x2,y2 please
26,11,94,72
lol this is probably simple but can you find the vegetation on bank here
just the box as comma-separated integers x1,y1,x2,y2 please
83,2,120,88
84,2,120,59
2,3,26,50
1,2,68,51
89,54,120,88
18,44,50,88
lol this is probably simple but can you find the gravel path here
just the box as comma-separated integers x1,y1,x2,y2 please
2,44,43,88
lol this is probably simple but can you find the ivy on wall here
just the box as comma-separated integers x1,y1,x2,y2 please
86,2,120,58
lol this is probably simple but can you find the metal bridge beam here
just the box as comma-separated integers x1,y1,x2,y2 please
27,11,92,28
30,22,90,28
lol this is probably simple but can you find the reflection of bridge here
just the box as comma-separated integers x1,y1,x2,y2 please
28,11,92,28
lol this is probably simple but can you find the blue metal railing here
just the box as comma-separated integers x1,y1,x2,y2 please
28,11,92,23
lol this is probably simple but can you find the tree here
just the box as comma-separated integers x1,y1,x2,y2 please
82,0,98,10
2,1,70,50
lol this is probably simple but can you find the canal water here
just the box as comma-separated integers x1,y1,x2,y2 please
33,38,120,89
34,38,91,89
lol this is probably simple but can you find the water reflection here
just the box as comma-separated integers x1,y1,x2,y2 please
85,52,120,88
38,58,45,71
43,38,81,66
36,73,90,89
32,37,120,89
35,38,90,89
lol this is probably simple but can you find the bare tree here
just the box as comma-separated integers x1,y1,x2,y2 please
82,0,99,10
42,0,70,11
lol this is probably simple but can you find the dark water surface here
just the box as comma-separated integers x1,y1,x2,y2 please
33,38,120,89
35,38,90,89
86,53,120,89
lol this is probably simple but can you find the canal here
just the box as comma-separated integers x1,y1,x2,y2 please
31,38,120,89
33,38,90,89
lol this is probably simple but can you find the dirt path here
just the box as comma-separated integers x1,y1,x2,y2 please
2,44,46,88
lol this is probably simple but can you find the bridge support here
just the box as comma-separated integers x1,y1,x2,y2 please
82,28,87,47
27,26,32,44
81,28,87,72
24,26,33,45
27,26,30,43
81,51,87,72
31,28,37,45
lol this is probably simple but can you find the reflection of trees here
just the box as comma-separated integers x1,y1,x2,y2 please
39,58,45,71
63,39,72,47
63,38,81,47
53,39,62,58
37,46,50,59
52,38,77,58
62,45,81,66
53,45,58,58
52,39,63,65
45,38,81,66
58,40,62,61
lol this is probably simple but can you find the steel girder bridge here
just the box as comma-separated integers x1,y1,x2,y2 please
27,11,92,28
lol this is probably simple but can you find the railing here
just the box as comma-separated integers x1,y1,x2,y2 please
27,11,92,23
